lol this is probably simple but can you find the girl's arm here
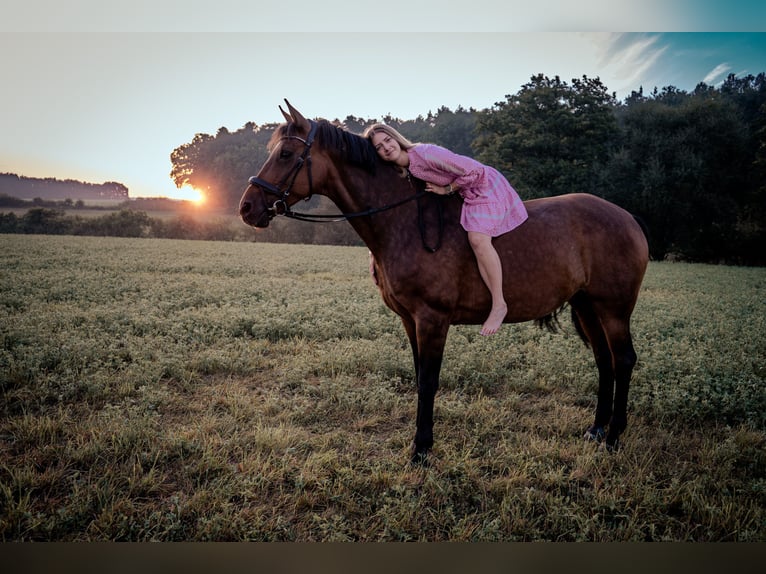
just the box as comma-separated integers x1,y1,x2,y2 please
417,145,484,194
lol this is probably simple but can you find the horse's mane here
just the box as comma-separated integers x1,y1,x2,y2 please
270,120,378,173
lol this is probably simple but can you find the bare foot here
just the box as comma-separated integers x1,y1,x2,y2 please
480,303,507,336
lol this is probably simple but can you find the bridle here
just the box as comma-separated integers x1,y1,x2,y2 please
246,119,443,251
248,120,319,218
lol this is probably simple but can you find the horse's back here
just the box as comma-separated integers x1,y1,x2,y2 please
491,193,648,318
508,193,648,266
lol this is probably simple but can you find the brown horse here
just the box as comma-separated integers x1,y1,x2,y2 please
239,101,649,463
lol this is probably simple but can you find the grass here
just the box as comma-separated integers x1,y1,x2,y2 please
0,234,764,541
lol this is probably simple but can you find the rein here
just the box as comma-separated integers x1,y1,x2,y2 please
276,190,429,223
278,185,444,253
247,122,444,252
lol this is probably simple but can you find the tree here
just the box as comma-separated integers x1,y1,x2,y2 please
473,74,618,199
429,106,477,156
605,85,757,261
719,73,766,264
20,208,71,234
0,212,18,233
170,122,278,212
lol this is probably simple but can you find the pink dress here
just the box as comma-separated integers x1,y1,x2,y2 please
406,144,528,237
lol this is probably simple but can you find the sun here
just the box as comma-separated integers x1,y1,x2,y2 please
175,185,206,205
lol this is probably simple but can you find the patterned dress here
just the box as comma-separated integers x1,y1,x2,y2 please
406,144,528,237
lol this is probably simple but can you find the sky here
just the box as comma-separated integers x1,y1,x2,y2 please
2,1,765,201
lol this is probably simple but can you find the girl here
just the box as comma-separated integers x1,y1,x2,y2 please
363,123,528,336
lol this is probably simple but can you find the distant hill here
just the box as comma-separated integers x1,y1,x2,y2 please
0,173,129,201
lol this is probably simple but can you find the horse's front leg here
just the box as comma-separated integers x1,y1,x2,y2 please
410,315,449,465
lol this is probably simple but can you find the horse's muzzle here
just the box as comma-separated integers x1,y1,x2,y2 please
239,200,272,228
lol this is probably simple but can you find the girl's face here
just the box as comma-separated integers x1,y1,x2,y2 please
371,131,409,167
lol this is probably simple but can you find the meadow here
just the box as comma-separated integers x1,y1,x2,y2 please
1,234,764,541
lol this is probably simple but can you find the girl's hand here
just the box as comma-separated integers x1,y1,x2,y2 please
424,183,453,195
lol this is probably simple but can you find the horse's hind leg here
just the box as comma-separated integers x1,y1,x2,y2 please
571,295,614,443
601,316,637,450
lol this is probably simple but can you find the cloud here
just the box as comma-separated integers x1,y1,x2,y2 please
703,63,731,85
594,33,669,94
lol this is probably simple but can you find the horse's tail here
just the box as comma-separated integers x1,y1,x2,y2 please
534,303,591,348
534,306,564,333
570,306,590,348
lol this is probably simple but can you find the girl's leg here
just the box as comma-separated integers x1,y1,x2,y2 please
467,231,508,336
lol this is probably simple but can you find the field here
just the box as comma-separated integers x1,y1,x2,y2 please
1,234,764,541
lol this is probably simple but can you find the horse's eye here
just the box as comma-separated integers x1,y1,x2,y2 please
279,149,292,160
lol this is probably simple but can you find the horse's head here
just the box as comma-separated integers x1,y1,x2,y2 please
239,100,318,228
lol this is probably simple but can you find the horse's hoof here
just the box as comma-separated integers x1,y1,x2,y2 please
584,426,606,443
410,451,431,467
604,436,620,453
409,444,430,467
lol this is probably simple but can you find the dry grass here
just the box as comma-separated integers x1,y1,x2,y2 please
1,235,764,540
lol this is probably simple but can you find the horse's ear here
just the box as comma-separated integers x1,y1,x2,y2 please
279,105,292,123
284,99,310,132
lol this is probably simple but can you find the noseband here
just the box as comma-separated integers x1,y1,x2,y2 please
248,120,318,217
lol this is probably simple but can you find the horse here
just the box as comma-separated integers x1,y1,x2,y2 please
239,101,649,464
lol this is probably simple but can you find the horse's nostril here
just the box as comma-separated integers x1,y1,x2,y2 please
240,201,251,216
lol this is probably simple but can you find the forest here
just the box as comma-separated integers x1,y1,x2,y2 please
170,73,766,265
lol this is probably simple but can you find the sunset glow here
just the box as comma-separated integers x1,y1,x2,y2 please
174,185,206,205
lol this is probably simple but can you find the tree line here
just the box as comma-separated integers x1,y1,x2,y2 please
0,208,253,242
171,73,766,265
0,173,129,201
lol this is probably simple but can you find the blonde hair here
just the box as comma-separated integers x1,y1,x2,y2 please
362,123,416,150
363,123,417,176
